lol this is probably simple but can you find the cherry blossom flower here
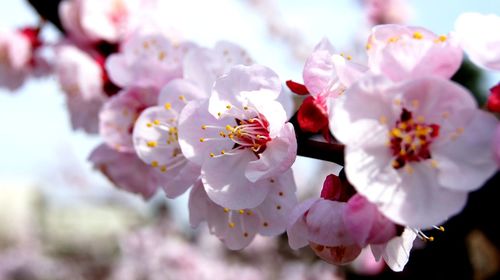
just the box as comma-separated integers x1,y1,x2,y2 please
287,197,362,265
454,12,500,71
287,38,367,135
366,24,462,82
330,75,498,228
189,170,297,250
287,175,395,265
371,228,417,272
55,44,108,133
131,42,252,198
88,144,159,199
0,27,46,91
100,86,158,152
106,33,193,90
59,0,142,44
178,64,297,210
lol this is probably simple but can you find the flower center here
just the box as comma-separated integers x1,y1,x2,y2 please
388,108,439,169
200,105,271,158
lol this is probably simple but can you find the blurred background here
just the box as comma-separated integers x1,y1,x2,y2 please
0,0,499,279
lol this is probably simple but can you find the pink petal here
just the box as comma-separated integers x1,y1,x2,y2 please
286,198,318,249
454,13,500,70
254,170,298,236
88,144,158,199
371,228,417,272
209,64,281,118
177,100,235,165
305,199,354,247
201,149,270,210
343,194,396,246
245,123,297,182
303,38,336,98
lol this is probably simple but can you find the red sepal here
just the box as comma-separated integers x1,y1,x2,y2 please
297,96,329,134
286,80,310,95
487,83,500,113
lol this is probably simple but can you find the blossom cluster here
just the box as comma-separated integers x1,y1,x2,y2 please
2,0,500,273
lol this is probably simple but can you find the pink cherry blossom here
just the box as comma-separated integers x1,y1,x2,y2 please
287,197,362,265
59,0,141,44
55,44,108,133
0,27,46,91
88,144,159,199
188,169,297,250
371,228,417,272
366,24,462,82
330,75,498,228
178,65,297,210
100,86,158,152
106,33,193,90
291,38,367,134
454,12,500,71
132,80,204,198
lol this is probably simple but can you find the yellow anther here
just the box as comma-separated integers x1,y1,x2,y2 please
209,153,215,158
219,131,226,137
178,95,185,101
221,150,226,155
438,35,447,42
394,99,401,106
160,165,167,172
379,116,387,124
146,122,153,127
417,116,425,123
239,209,245,214
431,160,439,168
246,210,253,216
340,52,345,57
428,236,435,242
346,55,352,60
243,106,249,110
413,31,424,40
151,161,159,167
223,208,229,213
366,43,372,50
442,112,450,119
147,141,157,148
225,125,233,131
201,125,207,130
226,104,232,110
399,122,408,130
153,119,160,125
438,226,445,232
158,51,166,61
164,102,172,110
143,41,150,49
391,128,402,138
399,150,407,156
199,138,205,142
169,127,177,134
217,112,222,117
228,222,235,228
